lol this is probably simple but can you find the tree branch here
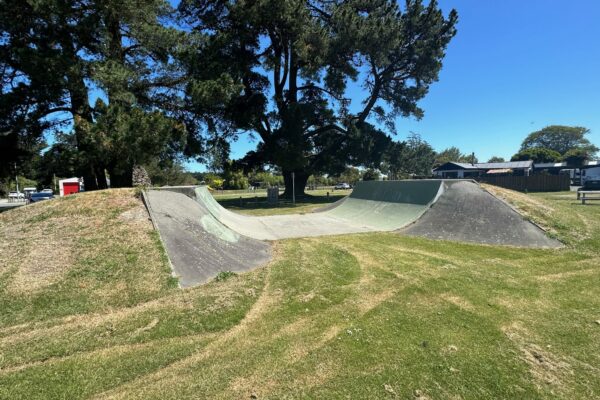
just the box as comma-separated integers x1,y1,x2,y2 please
304,123,347,139
297,84,343,100
356,64,381,123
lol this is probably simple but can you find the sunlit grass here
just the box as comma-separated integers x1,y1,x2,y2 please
0,187,598,399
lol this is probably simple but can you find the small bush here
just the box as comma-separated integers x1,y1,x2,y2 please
215,271,237,282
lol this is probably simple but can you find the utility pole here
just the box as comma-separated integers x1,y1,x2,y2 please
291,172,295,205
14,162,19,193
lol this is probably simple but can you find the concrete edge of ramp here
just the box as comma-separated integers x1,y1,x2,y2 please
399,180,563,248
143,188,272,288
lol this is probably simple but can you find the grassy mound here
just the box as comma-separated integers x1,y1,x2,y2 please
1,188,599,399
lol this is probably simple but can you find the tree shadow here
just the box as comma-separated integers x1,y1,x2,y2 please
217,192,347,212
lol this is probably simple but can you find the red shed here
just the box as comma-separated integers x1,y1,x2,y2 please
59,178,81,196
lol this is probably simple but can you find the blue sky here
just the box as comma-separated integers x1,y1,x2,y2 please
186,0,600,171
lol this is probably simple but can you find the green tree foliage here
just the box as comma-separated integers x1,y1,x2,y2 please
511,148,561,163
247,171,284,188
307,174,333,188
519,125,598,157
434,146,477,166
487,156,506,163
382,134,435,178
335,167,362,185
362,169,381,181
202,173,224,189
144,159,198,187
84,100,187,187
222,162,249,190
562,148,590,166
0,0,189,189
34,136,80,188
179,0,457,196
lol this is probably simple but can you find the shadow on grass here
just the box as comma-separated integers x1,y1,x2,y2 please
217,192,347,212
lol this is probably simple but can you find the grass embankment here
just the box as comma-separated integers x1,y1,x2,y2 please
1,188,599,399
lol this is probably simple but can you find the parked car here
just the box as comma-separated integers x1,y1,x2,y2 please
29,192,54,203
581,167,600,190
334,182,351,190
41,188,54,194
8,191,24,202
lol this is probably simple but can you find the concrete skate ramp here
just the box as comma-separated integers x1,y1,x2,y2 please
194,180,444,240
145,190,271,287
401,180,562,248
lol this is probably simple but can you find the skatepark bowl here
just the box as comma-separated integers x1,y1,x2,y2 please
144,180,562,287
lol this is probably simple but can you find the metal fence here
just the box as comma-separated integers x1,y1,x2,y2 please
476,174,570,192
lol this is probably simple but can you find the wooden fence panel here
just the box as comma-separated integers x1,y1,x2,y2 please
476,175,570,192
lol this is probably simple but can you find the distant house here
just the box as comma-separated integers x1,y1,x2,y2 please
533,162,568,174
432,161,533,178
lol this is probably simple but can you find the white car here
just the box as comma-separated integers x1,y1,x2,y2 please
334,183,351,190
8,191,25,201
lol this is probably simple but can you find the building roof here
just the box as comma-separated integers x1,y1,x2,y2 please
433,160,533,171
533,162,568,168
476,161,533,169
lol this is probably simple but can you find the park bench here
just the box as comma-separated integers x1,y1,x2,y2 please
577,190,600,204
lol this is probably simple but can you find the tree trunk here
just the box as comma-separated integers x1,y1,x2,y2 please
107,165,133,188
281,170,309,198
60,31,108,191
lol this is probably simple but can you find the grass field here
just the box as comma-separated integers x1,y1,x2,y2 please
0,187,599,399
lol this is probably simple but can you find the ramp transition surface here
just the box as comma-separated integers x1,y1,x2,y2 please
145,180,560,286
401,180,561,248
194,180,443,239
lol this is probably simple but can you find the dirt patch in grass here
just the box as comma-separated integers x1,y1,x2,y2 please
503,322,574,392
536,267,598,282
118,202,152,229
439,293,475,312
5,232,73,294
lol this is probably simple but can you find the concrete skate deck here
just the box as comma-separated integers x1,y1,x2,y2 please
144,179,560,286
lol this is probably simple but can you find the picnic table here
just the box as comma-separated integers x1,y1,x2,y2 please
577,190,600,204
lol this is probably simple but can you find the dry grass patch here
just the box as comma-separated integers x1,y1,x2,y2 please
502,322,574,393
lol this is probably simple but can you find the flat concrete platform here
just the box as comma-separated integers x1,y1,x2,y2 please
144,179,561,287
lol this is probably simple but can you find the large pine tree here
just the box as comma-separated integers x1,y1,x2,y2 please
1,0,188,188
179,0,457,196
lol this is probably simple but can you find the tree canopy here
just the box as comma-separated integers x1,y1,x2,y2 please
434,146,477,166
0,0,189,189
180,0,457,196
519,125,598,158
382,133,435,178
511,148,562,163
2,0,457,193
